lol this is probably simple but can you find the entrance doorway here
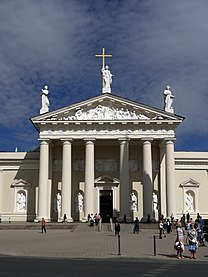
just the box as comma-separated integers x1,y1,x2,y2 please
100,190,113,223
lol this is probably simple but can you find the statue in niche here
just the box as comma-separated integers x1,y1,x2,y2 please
152,192,158,211
185,192,194,212
130,192,137,212
75,192,84,212
17,192,26,212
54,192,61,212
164,85,174,113
40,85,50,114
101,65,113,89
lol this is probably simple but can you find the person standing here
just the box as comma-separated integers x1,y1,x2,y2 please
188,223,198,259
166,218,172,234
114,220,120,236
175,221,185,259
41,217,47,233
159,220,163,239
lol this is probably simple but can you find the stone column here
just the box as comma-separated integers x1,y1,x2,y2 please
37,140,49,221
61,140,73,222
47,142,53,221
84,139,95,220
159,142,167,218
119,139,130,220
142,139,153,221
165,139,176,217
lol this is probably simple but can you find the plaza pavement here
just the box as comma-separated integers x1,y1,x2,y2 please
0,222,208,262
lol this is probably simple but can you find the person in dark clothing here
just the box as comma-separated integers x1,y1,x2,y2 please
41,217,46,233
115,220,120,236
166,218,172,234
133,217,139,233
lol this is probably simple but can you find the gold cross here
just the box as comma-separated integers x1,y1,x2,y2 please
95,48,112,69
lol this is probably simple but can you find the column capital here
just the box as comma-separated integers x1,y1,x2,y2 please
38,139,50,145
118,137,130,143
83,138,96,143
141,138,153,145
61,139,73,145
164,138,176,143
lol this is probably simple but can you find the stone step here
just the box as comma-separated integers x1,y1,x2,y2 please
0,222,159,230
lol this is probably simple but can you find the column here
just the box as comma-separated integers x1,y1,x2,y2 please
142,139,153,221
165,139,176,217
84,139,95,220
159,142,167,218
119,139,130,220
37,140,49,221
61,140,73,222
47,142,53,221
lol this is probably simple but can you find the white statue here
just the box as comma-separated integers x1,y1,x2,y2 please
17,192,26,211
152,192,158,211
101,65,113,93
40,85,50,114
54,192,61,212
56,192,61,212
185,192,194,212
164,85,174,113
75,192,83,212
130,192,137,212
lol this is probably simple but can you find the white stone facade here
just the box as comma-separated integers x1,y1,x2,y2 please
0,94,208,222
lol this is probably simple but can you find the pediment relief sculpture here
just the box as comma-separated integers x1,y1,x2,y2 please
45,105,168,122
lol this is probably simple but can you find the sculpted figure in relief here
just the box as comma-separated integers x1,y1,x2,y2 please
40,85,50,114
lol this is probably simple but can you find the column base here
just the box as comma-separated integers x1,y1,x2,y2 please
82,216,89,223
66,217,73,223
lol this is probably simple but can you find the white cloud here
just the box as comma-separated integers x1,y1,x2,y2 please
0,0,208,151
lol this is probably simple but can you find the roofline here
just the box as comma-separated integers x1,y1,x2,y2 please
30,93,185,122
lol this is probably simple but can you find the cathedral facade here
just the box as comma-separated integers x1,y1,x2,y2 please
0,92,208,223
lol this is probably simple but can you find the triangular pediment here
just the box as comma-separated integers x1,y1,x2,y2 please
94,175,120,184
179,178,200,188
11,179,31,188
31,94,184,127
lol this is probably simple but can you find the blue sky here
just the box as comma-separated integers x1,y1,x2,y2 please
0,0,208,152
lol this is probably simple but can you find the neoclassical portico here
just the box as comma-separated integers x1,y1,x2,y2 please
31,93,183,222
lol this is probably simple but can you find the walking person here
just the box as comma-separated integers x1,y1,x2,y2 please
41,217,47,233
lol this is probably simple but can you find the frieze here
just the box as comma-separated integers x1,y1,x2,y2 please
46,105,168,121
53,159,139,172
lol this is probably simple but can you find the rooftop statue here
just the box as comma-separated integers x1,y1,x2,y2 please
164,85,174,113
101,65,113,93
40,85,50,114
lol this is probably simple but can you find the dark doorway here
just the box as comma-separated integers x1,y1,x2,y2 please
100,190,113,223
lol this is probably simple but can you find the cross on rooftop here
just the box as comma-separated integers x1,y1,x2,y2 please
95,48,112,69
